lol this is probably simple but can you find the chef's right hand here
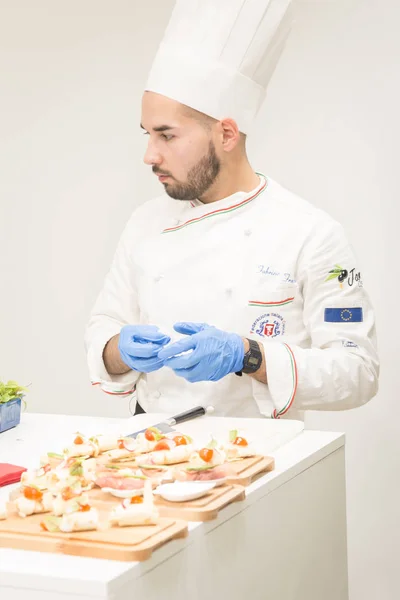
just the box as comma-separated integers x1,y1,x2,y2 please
118,325,171,373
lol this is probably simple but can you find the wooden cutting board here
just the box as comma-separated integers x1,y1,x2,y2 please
225,455,275,486
0,504,188,562
153,484,245,521
0,455,273,559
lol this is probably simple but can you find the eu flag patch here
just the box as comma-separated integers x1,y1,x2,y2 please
324,307,363,323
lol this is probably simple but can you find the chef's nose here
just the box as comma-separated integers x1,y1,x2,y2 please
143,138,162,166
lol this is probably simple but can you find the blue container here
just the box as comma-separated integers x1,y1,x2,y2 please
0,397,22,433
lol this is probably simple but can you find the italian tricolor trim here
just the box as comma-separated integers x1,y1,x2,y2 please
91,382,135,396
162,175,267,234
272,344,298,418
248,297,294,308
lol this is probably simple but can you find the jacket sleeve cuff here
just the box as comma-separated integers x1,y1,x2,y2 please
87,328,138,396
254,341,298,418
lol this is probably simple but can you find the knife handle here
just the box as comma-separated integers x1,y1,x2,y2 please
168,405,209,426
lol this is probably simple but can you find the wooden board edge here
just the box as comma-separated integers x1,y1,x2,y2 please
226,456,275,487
0,519,189,562
156,485,246,522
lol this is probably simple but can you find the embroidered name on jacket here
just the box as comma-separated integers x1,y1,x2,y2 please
324,308,363,323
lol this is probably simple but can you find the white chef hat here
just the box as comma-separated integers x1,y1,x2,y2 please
145,0,294,134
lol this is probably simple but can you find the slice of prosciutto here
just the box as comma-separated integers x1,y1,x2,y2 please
174,464,229,482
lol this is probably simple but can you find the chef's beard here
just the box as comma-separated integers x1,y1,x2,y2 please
159,141,221,201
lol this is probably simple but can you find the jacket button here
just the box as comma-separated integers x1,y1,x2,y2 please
154,275,164,282
153,391,161,399
244,229,252,236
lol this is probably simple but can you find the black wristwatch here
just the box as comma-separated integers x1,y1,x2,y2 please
235,338,263,376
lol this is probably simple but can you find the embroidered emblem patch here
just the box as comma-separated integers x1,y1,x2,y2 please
342,340,359,348
324,308,363,323
325,265,363,288
250,313,286,338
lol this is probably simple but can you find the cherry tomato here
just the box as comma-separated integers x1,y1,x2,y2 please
173,436,188,446
43,463,52,473
23,486,43,501
145,428,156,441
233,436,248,447
117,439,126,449
154,439,172,452
199,448,214,463
78,504,91,512
74,435,84,445
130,495,144,504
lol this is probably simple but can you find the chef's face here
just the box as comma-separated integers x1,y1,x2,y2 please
141,92,221,201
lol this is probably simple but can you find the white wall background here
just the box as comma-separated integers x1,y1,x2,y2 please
0,1,398,599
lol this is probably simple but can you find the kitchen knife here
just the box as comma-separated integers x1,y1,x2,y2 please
126,405,214,439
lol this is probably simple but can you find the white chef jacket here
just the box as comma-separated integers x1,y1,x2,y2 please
84,174,379,419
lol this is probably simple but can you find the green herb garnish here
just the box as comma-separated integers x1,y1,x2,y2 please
229,430,238,443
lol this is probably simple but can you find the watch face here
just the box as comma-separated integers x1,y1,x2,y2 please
242,339,262,373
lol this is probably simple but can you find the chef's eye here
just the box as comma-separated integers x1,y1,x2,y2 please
161,134,174,141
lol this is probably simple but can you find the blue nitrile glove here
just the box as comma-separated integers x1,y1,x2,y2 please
118,325,171,373
157,322,244,382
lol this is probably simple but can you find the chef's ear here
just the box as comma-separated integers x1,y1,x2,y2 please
219,118,242,153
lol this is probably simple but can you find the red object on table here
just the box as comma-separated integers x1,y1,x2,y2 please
0,463,27,487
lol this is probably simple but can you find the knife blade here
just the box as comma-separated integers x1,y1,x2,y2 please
126,405,214,439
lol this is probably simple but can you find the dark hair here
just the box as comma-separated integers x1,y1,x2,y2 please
181,103,247,148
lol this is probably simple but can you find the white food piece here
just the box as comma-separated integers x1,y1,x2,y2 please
135,433,160,454
64,442,98,458
15,491,54,518
147,444,194,465
91,434,121,453
46,467,78,495
222,442,256,460
39,454,63,466
21,469,38,484
188,447,226,469
0,501,8,520
109,504,159,527
101,487,145,499
220,431,256,460
105,447,137,462
39,455,49,466
109,480,159,527
21,467,50,490
59,508,99,532
81,457,97,473
80,457,97,485
52,493,90,516
46,457,97,494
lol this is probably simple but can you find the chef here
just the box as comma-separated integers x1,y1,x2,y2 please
85,0,379,420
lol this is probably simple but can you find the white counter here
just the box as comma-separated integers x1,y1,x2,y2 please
0,413,349,600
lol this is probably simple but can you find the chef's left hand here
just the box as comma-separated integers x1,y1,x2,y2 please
157,322,245,382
